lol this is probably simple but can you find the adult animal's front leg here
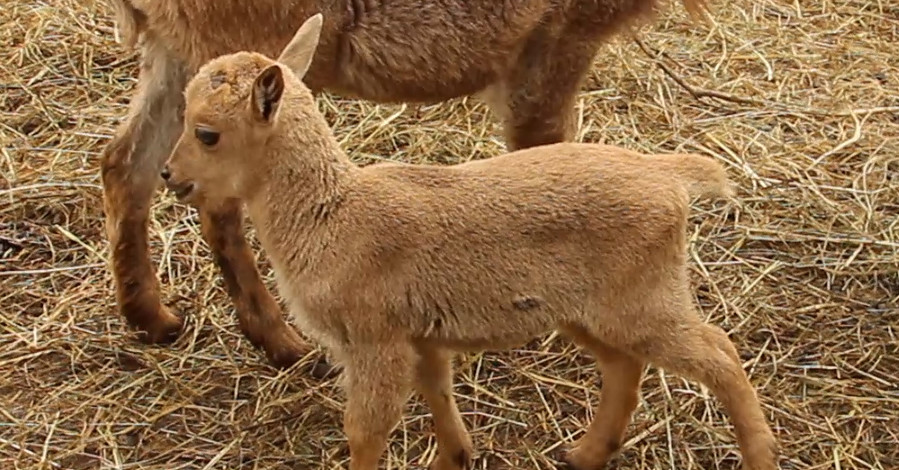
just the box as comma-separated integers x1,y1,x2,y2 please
101,35,187,344
198,199,326,372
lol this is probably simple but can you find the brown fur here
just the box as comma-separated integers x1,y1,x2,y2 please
100,0,708,368
160,18,777,470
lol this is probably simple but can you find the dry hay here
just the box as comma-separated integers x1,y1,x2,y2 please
1,0,897,469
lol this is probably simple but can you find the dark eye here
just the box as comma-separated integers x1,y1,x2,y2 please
195,127,220,146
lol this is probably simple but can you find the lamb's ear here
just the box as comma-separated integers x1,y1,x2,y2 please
251,64,284,123
276,13,324,79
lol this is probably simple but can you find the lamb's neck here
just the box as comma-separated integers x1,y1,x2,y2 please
246,133,353,277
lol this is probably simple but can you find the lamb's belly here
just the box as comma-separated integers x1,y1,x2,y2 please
435,333,539,354
424,313,559,353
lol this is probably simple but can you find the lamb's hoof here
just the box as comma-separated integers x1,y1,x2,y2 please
555,447,604,470
131,305,184,345
556,461,576,470
429,447,473,470
556,456,592,470
555,453,577,470
268,346,337,380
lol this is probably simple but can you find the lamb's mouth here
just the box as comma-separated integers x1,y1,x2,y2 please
166,181,195,201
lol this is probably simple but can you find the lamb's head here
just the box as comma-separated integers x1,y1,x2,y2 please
161,13,324,207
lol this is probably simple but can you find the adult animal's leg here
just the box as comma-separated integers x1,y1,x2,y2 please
198,200,318,369
101,34,187,344
489,25,600,151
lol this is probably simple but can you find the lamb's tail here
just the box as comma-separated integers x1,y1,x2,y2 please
652,153,735,201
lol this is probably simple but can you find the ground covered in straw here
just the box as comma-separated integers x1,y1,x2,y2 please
2,0,897,469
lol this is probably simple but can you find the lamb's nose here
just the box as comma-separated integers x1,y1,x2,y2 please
160,166,171,181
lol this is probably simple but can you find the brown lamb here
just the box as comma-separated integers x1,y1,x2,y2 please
160,15,777,470
100,0,708,369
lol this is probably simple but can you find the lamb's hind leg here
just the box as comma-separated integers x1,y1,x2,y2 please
618,312,778,470
101,34,187,344
198,200,321,371
642,322,777,470
559,325,645,470
414,345,473,470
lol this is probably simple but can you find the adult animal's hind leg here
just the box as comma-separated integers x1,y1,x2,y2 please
494,1,663,152
199,200,322,371
494,28,600,151
101,35,187,344
560,325,645,470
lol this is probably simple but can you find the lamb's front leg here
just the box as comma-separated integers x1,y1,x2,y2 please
198,199,326,372
343,342,416,470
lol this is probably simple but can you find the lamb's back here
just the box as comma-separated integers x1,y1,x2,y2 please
311,144,689,346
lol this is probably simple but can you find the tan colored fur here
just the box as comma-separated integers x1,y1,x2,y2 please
100,0,709,369
160,17,777,470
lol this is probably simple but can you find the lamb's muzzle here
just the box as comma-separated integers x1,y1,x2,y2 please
160,164,195,202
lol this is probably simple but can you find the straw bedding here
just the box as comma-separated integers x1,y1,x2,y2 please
1,0,897,468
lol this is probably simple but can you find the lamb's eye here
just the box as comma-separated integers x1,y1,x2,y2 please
195,127,220,146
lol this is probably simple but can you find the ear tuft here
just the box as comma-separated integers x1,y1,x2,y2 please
251,65,285,123
276,13,324,79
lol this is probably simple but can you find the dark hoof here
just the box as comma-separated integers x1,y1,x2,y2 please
556,453,578,470
263,340,338,380
308,356,340,380
132,307,184,345
553,449,596,470
266,346,305,370
261,325,313,369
